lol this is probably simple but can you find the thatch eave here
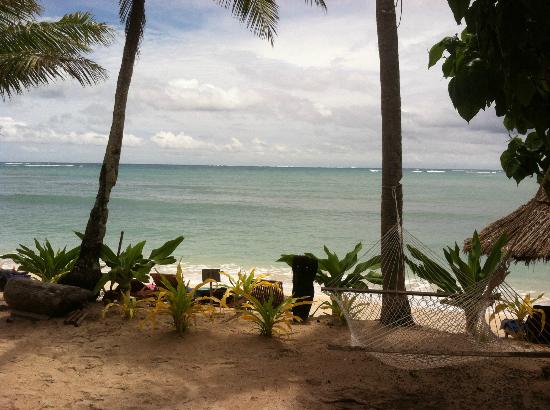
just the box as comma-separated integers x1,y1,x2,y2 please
463,186,550,264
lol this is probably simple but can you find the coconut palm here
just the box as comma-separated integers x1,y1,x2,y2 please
376,0,412,324
0,0,113,99
64,0,327,290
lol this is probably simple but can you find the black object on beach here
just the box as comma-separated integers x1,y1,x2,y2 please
525,305,550,344
0,269,30,291
291,256,318,321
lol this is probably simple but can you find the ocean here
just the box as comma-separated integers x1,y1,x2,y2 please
0,162,547,297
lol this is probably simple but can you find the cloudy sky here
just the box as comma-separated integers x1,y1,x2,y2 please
0,0,508,168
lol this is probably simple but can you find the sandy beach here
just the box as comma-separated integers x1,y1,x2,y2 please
3,0,550,408
1,297,550,410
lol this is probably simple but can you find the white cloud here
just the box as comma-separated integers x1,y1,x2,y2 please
0,117,144,147
0,1,510,168
225,137,243,151
151,131,208,150
151,131,243,152
314,102,333,117
138,78,261,112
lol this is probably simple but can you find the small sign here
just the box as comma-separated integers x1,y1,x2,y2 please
202,268,221,282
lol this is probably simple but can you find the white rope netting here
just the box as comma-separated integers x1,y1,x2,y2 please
322,225,550,370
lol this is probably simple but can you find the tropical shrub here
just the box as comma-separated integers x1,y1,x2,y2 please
316,293,369,324
145,263,216,335
406,231,508,333
491,293,546,339
92,235,184,294
220,269,267,308
279,243,381,320
240,290,309,337
221,270,310,337
405,231,508,294
279,243,381,288
1,239,79,283
102,290,150,320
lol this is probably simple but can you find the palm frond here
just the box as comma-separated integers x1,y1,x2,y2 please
118,0,146,44
0,0,40,26
0,12,113,55
0,51,108,98
304,0,327,11
0,3,112,98
214,0,280,45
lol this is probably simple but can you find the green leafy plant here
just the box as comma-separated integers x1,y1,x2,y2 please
406,231,508,294
406,231,508,333
1,239,79,283
240,286,310,337
220,271,310,337
279,243,381,289
220,269,267,308
102,290,150,320
316,293,368,324
430,0,550,193
279,244,381,320
490,293,546,338
92,235,184,294
145,263,215,334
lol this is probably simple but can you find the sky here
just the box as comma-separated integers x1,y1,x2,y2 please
0,0,509,168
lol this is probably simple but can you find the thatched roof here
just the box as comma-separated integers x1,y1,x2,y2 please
464,186,550,263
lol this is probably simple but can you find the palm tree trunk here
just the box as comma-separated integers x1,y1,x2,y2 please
61,0,146,291
376,0,413,325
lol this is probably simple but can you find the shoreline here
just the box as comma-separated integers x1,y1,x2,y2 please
3,257,550,305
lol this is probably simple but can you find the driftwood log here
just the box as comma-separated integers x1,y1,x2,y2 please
4,279,93,317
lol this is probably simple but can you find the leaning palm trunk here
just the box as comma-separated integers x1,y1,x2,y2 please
376,0,413,325
62,0,146,290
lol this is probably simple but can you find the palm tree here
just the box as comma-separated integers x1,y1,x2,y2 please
0,0,113,99
63,0,327,290
376,0,412,325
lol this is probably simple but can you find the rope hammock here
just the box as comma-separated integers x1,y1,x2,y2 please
322,224,550,370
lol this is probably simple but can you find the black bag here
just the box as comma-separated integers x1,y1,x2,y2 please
524,305,550,344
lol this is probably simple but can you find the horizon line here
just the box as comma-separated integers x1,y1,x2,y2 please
0,161,503,171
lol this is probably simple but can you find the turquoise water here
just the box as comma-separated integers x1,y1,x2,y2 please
0,162,547,295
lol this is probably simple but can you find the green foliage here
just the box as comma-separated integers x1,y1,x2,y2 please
430,0,550,192
102,290,150,320
406,231,508,294
318,293,368,325
239,284,309,337
491,293,546,337
279,244,380,319
0,0,113,98
93,235,184,294
221,270,309,337
447,0,471,24
277,242,384,323
214,0,326,46
1,239,79,282
276,254,297,267
405,246,461,294
145,263,215,334
220,268,267,307
310,243,381,288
